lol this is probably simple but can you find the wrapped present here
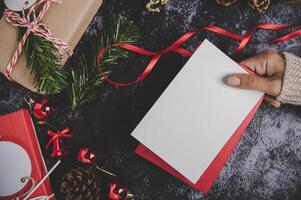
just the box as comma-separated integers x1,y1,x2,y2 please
0,0,103,92
0,109,54,199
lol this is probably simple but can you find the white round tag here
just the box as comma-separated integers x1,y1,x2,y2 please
0,141,32,197
4,0,37,11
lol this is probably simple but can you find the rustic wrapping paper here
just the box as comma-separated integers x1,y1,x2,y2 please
0,0,103,92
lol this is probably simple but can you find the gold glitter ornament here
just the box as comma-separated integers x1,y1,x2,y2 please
249,0,271,13
146,0,169,13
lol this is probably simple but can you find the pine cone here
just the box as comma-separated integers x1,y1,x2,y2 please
216,0,237,6
249,0,271,13
61,166,101,200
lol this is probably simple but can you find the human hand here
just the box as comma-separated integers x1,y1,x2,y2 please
224,51,285,107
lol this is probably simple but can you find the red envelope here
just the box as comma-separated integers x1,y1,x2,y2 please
0,109,53,200
135,96,263,194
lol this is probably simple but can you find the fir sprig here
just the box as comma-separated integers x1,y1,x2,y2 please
19,29,68,94
68,15,141,110
96,15,141,69
68,57,108,110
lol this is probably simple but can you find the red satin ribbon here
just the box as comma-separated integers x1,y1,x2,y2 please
46,128,72,157
98,23,301,87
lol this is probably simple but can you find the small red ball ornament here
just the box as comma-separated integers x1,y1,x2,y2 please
108,183,128,200
77,147,117,177
77,147,96,164
33,98,52,119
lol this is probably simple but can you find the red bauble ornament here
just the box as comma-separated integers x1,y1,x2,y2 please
77,148,117,177
108,183,128,200
77,147,96,164
33,98,52,119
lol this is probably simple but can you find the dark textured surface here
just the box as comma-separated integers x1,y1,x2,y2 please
1,0,301,200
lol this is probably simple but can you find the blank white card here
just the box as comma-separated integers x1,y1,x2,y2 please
131,39,263,183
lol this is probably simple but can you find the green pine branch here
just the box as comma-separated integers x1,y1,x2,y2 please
95,15,141,69
69,57,108,110
19,14,141,109
19,28,68,94
67,15,141,110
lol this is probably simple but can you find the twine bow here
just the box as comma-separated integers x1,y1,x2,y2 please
3,0,72,80
46,128,72,157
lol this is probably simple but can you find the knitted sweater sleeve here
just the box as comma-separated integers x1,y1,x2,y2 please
276,52,301,105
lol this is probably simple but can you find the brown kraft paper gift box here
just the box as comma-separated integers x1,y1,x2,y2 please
0,0,103,92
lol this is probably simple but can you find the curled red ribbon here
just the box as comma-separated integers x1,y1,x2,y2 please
98,23,301,87
46,128,72,157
